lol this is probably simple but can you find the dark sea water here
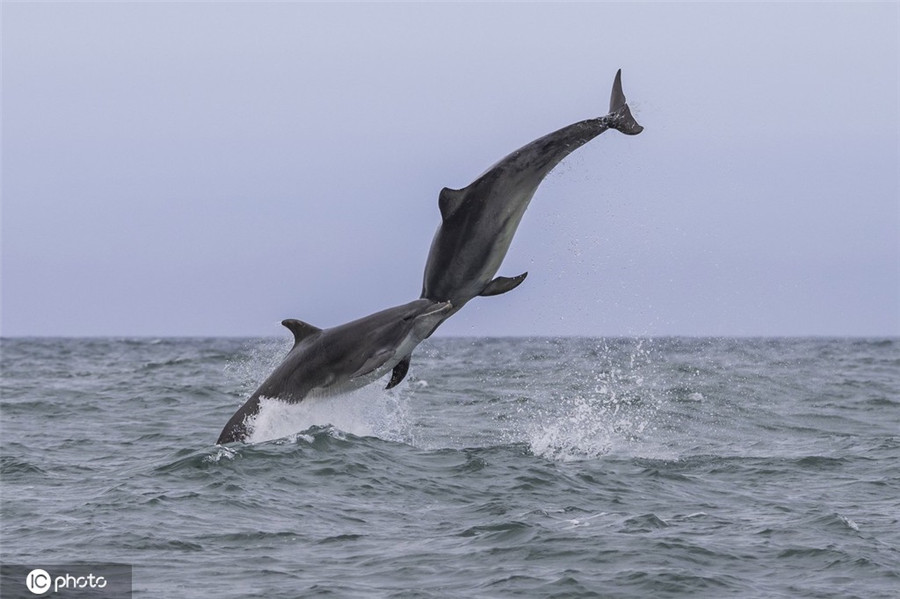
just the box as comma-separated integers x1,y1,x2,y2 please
1,337,898,598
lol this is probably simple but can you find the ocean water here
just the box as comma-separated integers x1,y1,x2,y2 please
1,336,898,598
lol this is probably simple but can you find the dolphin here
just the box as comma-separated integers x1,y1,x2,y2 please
385,69,643,387
217,299,452,444
422,69,642,313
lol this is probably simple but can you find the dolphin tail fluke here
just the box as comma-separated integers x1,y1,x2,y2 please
607,69,643,136
608,69,627,113
480,272,528,297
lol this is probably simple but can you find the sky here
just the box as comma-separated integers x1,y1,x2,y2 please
2,2,898,338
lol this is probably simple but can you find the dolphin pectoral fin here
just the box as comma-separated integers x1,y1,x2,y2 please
480,272,528,297
281,319,322,346
386,356,411,390
438,187,466,221
349,349,394,380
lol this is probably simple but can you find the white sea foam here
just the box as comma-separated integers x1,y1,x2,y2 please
206,446,237,463
838,514,860,532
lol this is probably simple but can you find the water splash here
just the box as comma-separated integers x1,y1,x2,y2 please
223,338,289,396
244,385,411,445
518,339,670,461
222,337,676,457
221,339,414,445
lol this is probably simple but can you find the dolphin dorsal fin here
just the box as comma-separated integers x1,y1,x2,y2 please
438,187,466,221
281,319,322,346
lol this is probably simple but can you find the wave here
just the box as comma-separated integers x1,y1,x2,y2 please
0,455,48,476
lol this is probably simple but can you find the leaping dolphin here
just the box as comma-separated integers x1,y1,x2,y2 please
217,299,452,444
423,69,642,313
387,69,643,387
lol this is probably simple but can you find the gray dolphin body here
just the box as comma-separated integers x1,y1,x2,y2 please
217,299,451,444
422,69,642,314
385,70,643,386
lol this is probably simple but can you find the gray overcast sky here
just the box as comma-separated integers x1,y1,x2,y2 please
2,2,898,338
